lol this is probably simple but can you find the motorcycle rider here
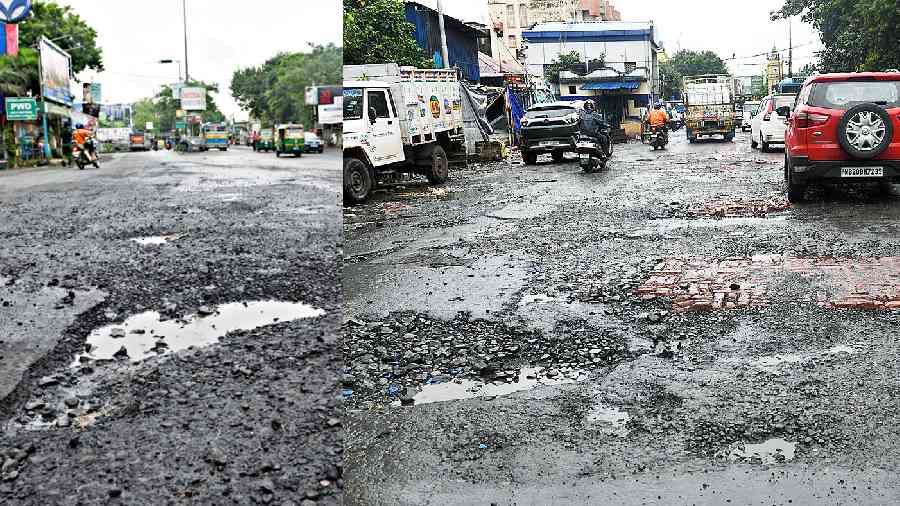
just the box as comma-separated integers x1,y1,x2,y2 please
648,100,669,144
579,100,610,156
73,123,96,160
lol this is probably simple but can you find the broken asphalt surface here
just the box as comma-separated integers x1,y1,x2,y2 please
0,148,342,504
342,132,900,505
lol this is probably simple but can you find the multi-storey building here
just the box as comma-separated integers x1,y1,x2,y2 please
488,0,622,55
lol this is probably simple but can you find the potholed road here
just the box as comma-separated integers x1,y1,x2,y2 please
343,131,900,505
0,147,343,504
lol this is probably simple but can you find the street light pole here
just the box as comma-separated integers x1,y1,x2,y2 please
182,0,190,82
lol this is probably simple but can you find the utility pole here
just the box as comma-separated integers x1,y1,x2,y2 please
788,18,793,78
436,0,450,69
182,0,190,82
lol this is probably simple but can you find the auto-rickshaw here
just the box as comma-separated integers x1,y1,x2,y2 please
275,124,305,157
256,128,275,152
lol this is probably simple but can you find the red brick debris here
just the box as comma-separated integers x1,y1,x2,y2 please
635,255,900,312
692,197,792,218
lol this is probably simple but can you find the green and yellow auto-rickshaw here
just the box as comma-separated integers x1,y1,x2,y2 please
275,124,305,157
256,128,275,152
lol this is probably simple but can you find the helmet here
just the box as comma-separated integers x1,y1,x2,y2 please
76,123,84,129
584,101,596,112
654,100,664,109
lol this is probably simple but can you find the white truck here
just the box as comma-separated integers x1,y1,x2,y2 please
343,64,465,204
683,74,736,143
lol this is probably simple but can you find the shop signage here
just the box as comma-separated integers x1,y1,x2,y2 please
5,97,37,121
0,0,32,23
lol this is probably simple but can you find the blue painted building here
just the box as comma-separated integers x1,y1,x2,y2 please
404,2,483,82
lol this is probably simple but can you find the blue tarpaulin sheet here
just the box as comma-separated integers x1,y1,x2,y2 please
581,81,641,91
507,85,525,134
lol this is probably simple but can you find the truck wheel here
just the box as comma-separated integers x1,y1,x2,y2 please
425,145,449,184
551,151,564,163
344,157,373,204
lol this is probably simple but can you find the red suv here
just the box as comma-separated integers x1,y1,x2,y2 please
784,72,900,202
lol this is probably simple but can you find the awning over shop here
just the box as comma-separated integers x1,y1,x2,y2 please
581,81,641,91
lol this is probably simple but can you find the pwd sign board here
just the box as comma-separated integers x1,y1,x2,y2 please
5,97,37,120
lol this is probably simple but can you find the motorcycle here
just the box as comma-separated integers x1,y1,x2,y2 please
576,134,610,173
73,137,100,170
648,126,669,150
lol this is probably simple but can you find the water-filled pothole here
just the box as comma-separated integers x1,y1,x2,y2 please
73,301,324,365
723,437,797,464
131,234,185,245
394,367,586,406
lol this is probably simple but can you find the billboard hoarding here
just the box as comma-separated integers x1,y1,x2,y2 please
180,87,206,111
39,37,73,107
317,96,342,125
305,87,318,105
145,122,154,131
1,23,19,56
317,86,341,106
90,82,102,103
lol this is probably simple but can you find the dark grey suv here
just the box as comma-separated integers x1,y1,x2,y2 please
519,102,582,165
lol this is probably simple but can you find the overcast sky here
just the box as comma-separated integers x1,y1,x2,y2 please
58,0,342,121
433,0,823,76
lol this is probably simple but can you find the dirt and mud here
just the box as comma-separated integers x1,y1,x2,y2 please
342,132,900,505
0,148,342,504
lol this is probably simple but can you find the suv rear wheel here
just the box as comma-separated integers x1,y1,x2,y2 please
838,103,893,160
785,153,805,202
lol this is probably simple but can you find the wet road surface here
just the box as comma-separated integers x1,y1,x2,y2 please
342,130,900,505
0,147,342,504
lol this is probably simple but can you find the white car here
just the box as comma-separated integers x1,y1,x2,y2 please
751,94,796,152
741,101,759,131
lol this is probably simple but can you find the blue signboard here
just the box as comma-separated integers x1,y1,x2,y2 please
0,0,32,23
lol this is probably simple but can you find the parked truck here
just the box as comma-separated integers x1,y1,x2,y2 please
342,63,464,204
683,75,736,143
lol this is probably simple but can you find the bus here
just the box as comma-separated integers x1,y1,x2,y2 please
202,123,229,151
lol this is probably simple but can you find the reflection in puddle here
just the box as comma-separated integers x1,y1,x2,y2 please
752,354,804,368
586,404,630,437
131,234,184,245
396,367,586,406
826,344,858,355
73,301,324,364
725,438,797,464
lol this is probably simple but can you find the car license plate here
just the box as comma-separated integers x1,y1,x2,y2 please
579,153,589,159
841,167,883,177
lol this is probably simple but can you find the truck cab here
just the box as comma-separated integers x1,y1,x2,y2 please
343,81,405,168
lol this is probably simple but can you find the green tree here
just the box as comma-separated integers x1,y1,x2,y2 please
18,0,104,73
670,50,730,77
545,51,582,83
773,0,900,72
343,0,430,67
231,44,342,126
659,58,683,99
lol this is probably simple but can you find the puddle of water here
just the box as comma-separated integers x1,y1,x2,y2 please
586,404,630,437
826,344,858,355
218,193,243,202
752,354,804,368
396,367,585,406
725,438,797,464
73,301,324,365
131,234,184,245
519,293,560,306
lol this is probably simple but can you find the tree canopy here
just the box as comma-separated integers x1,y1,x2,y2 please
659,58,682,100
231,44,342,127
0,1,103,97
343,0,430,67
773,0,900,72
670,50,730,78
545,51,582,83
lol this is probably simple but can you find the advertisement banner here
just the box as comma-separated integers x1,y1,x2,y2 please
90,82,101,103
5,97,37,121
317,86,341,105
145,121,154,131
0,22,18,56
180,87,206,111
317,96,343,125
39,37,72,106
0,0,33,23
